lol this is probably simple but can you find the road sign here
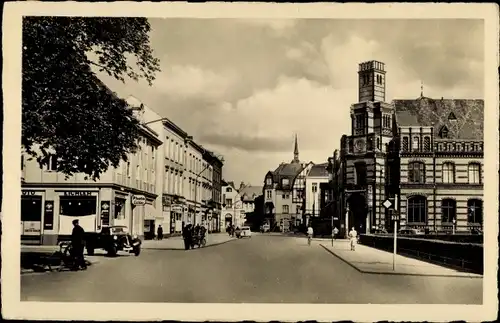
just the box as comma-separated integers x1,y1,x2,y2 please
383,199,393,210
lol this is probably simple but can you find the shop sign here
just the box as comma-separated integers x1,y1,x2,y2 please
22,190,36,196
23,221,41,236
63,191,93,197
101,201,110,226
132,195,146,206
171,205,183,213
43,201,54,230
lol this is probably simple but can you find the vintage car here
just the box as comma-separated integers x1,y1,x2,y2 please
240,226,252,238
85,225,141,257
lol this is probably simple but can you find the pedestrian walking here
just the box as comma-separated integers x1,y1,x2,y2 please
157,225,163,241
348,227,358,251
182,224,193,250
333,226,339,240
71,219,87,271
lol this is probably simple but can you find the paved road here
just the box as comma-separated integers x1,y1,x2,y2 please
21,235,482,304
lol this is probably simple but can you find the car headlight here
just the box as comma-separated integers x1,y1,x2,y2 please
113,235,118,240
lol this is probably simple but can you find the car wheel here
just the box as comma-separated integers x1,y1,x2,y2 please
87,247,94,256
107,245,117,257
133,247,141,256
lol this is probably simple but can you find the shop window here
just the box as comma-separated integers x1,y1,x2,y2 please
60,197,97,217
114,198,126,220
21,196,42,222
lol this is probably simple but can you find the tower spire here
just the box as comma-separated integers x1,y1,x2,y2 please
293,133,299,163
420,81,424,97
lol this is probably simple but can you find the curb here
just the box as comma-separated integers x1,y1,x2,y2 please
142,238,237,251
319,244,482,279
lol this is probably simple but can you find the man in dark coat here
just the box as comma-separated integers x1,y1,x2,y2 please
157,225,163,241
71,219,87,270
182,224,193,250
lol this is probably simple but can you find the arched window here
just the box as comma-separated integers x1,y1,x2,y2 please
408,161,425,183
442,162,455,183
467,199,483,225
468,163,481,184
441,199,456,223
412,136,420,151
423,137,431,151
407,196,427,223
402,137,409,151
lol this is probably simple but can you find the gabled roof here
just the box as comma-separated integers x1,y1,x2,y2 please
393,97,484,140
239,185,263,201
272,162,304,190
307,162,329,177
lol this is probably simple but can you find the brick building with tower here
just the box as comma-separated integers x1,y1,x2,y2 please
334,60,483,235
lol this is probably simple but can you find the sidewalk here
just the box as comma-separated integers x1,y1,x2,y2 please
142,232,236,250
320,241,482,278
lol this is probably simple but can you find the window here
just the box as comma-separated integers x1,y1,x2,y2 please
43,154,58,171
423,137,431,151
367,137,373,151
442,162,455,183
266,177,272,185
468,163,481,184
412,136,420,151
439,126,449,139
355,114,365,130
376,138,381,150
282,205,289,214
266,190,272,199
402,137,409,151
226,187,232,193
312,183,318,193
282,194,290,199
407,196,427,223
59,197,97,217
441,199,456,223
467,199,482,224
354,162,367,186
114,198,126,220
408,162,425,183
225,199,232,208
282,178,290,186
21,155,24,170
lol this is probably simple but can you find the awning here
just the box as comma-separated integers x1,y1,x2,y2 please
144,203,156,220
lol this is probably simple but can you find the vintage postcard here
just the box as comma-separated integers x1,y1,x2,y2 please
1,2,498,322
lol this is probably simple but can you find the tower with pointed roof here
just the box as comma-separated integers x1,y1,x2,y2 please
293,134,300,163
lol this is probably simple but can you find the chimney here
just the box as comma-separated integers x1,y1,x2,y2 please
239,181,245,190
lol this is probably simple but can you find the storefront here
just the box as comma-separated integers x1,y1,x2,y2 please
21,190,44,244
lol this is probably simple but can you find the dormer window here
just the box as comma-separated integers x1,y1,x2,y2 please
266,177,272,185
439,126,449,139
448,112,457,121
226,187,232,193
282,178,289,186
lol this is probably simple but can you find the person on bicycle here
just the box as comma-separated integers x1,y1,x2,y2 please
71,219,87,270
307,225,314,245
348,227,358,251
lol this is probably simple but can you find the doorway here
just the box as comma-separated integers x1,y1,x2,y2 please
347,193,367,234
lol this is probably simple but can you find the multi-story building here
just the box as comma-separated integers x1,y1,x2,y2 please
304,163,330,221
221,181,245,229
21,94,163,245
238,182,263,215
161,116,190,234
263,135,308,231
337,60,483,234
206,151,224,232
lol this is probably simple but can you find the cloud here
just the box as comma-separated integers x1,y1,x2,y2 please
238,19,297,37
153,65,236,102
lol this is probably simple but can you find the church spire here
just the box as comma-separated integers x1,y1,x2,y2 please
420,80,424,97
293,133,299,163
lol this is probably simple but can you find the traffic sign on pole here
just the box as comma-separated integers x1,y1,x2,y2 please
383,199,393,210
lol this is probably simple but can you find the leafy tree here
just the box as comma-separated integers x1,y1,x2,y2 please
22,17,160,180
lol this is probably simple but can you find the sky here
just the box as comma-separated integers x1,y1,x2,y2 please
93,19,484,186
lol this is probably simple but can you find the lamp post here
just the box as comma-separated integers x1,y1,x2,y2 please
452,217,456,235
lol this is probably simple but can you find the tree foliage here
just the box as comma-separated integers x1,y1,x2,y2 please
22,17,160,180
